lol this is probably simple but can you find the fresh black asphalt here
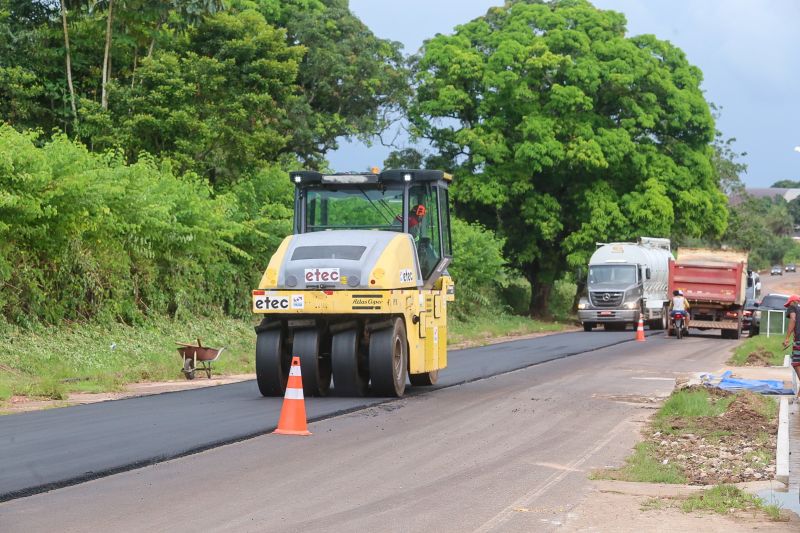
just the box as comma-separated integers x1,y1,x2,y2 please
0,329,649,501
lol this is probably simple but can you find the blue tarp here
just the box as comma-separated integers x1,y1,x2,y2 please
702,370,793,395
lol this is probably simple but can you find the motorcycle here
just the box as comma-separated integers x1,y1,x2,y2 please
671,311,688,339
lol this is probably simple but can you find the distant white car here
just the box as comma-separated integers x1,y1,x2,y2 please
771,265,783,276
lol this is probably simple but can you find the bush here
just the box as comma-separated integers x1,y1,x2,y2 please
548,278,577,320
500,277,532,315
0,126,293,325
448,218,507,318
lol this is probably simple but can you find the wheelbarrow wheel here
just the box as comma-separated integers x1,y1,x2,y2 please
183,358,196,380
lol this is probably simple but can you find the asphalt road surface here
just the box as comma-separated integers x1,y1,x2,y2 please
0,329,650,501
0,330,735,532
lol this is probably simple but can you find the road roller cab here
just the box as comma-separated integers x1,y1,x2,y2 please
253,169,455,398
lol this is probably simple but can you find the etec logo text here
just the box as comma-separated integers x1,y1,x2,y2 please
305,268,340,283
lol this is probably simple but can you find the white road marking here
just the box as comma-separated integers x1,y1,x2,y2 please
473,417,630,533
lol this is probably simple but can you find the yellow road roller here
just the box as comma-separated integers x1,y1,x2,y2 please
252,169,455,397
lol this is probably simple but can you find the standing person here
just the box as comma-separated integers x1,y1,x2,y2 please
781,294,800,399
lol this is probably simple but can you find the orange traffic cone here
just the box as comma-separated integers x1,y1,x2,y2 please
274,356,311,436
635,317,646,342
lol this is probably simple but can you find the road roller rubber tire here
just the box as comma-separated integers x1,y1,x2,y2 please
331,329,368,396
294,328,331,397
256,329,289,397
369,318,407,397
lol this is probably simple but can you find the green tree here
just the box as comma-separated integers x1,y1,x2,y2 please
409,0,727,316
722,196,794,269
258,0,409,166
384,148,426,169
771,180,800,188
104,7,304,183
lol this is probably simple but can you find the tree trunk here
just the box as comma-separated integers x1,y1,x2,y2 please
60,1,78,125
526,252,563,319
131,48,137,88
529,280,552,319
101,0,114,110
146,13,167,60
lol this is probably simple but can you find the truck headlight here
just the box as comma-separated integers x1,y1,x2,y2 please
624,302,638,309
754,310,761,319
577,302,587,310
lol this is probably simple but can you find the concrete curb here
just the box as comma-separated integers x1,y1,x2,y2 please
776,396,789,484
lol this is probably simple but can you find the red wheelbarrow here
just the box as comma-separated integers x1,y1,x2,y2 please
176,339,225,380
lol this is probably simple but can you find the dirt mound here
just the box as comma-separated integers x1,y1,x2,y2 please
744,348,775,366
648,391,777,485
681,384,732,398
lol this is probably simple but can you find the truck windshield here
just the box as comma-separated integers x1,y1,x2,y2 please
305,186,404,231
588,265,637,285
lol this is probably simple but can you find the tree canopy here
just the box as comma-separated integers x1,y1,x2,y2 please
0,0,407,183
409,0,728,315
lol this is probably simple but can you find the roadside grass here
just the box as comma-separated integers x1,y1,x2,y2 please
681,485,784,521
449,311,570,347
591,442,686,484
729,335,786,366
657,389,733,418
640,486,787,521
0,315,256,402
1,310,569,403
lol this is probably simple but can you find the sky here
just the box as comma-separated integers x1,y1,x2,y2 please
327,0,800,187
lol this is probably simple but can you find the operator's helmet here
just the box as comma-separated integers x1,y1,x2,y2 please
408,204,426,233
673,289,680,296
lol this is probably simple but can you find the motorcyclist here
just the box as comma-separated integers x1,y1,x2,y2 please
669,289,690,331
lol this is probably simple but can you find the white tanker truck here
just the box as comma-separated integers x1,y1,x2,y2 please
577,237,672,332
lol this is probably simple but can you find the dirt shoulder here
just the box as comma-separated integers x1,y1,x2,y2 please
563,480,798,532
1,374,255,415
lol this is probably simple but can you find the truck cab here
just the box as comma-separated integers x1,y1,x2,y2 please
578,238,672,331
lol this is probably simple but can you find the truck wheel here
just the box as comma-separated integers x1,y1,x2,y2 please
256,328,289,397
409,370,439,387
331,329,368,396
369,318,407,397
583,323,594,332
294,329,331,397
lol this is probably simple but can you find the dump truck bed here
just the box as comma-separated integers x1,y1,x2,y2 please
671,248,747,306
669,248,748,338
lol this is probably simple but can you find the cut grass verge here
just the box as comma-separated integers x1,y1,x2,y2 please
729,335,786,366
449,311,569,347
0,315,256,402
1,310,567,404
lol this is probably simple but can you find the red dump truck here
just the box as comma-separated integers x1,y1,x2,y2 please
668,248,748,339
